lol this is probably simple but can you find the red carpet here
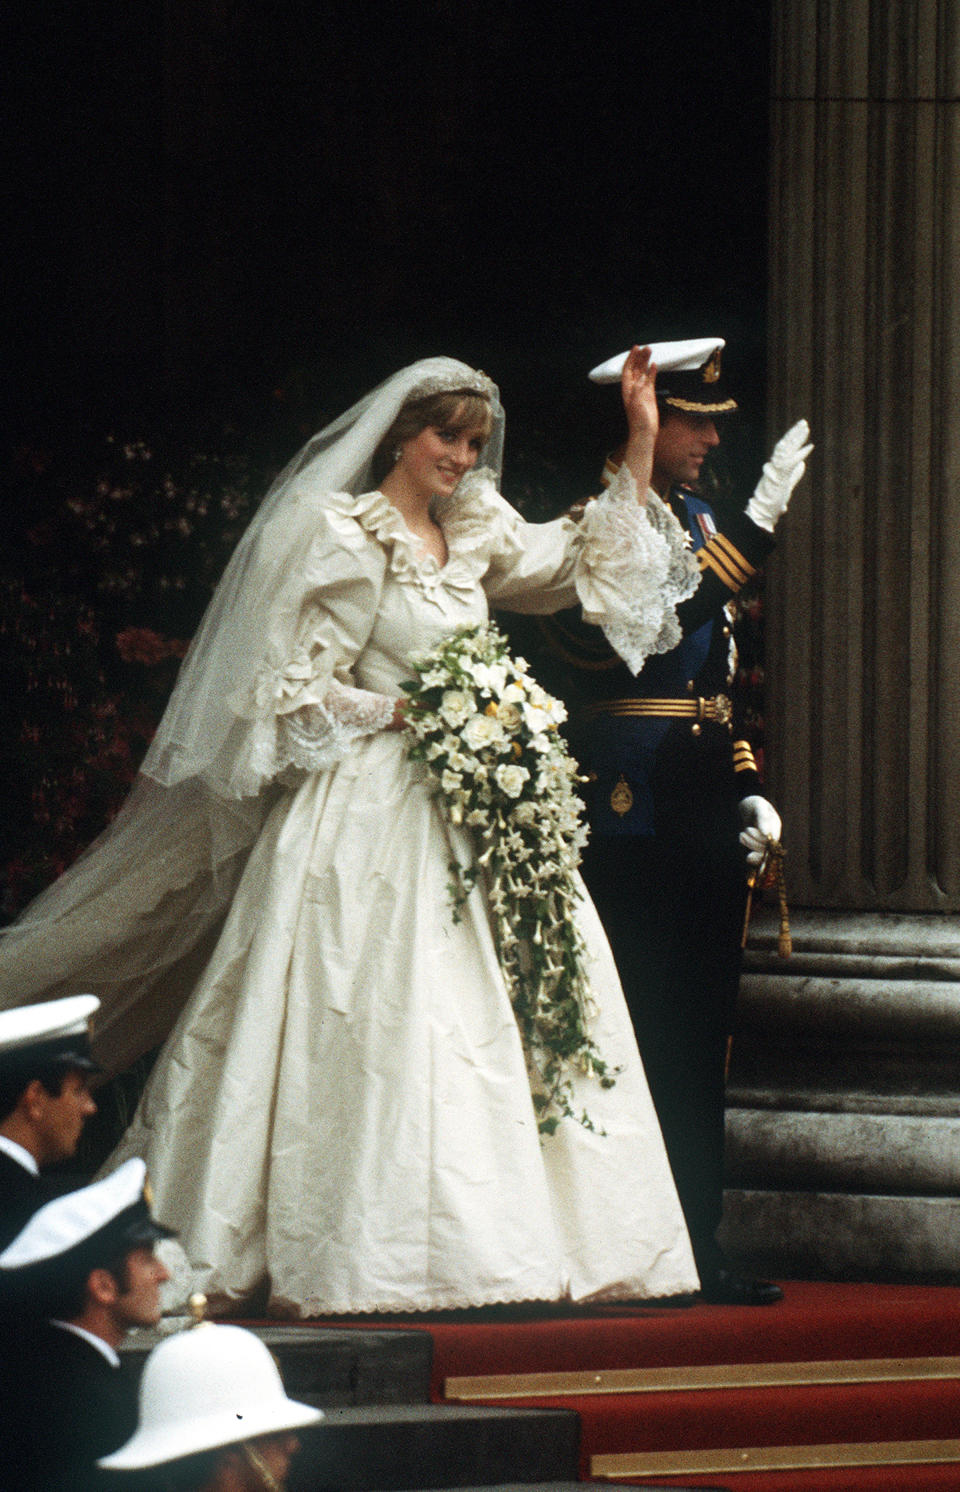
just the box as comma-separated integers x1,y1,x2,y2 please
304,1280,960,1488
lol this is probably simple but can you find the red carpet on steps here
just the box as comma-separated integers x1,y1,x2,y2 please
298,1280,960,1489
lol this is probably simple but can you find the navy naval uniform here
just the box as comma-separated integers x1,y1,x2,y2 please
0,1144,43,1249
525,477,774,1276
1,1320,140,1489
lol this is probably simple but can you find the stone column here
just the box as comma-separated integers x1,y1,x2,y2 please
724,4,960,1278
764,0,960,911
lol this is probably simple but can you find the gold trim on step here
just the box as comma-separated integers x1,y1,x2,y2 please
591,1438,960,1478
445,1355,960,1400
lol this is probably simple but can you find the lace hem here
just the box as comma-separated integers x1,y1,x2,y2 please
578,466,701,674
267,1277,695,1318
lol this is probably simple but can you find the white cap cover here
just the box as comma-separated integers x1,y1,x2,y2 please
0,994,100,1055
0,1158,172,1270
588,337,726,384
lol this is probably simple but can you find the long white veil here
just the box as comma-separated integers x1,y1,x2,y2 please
0,357,504,1071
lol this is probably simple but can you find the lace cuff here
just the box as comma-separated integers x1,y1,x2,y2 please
278,679,396,774
577,465,701,674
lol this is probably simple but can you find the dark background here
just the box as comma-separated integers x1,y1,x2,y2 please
4,0,772,493
1,1,773,916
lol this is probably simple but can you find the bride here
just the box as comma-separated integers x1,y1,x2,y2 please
0,349,702,1315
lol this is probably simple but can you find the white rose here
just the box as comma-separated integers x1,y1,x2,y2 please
496,702,521,731
439,689,474,728
495,763,530,798
511,800,538,825
522,701,552,734
462,714,504,750
469,660,509,695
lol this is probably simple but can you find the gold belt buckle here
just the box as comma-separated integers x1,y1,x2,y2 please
714,693,733,726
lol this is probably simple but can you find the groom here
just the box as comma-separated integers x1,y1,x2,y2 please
525,339,809,1305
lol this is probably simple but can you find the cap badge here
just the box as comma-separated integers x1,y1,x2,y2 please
703,349,722,383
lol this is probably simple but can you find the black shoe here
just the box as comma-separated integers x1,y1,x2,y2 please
698,1267,783,1306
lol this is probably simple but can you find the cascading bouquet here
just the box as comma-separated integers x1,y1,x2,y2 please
401,620,616,1133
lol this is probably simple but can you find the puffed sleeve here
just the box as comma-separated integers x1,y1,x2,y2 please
443,467,701,674
224,495,394,787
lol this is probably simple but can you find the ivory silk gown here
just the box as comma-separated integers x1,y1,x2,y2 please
98,471,700,1313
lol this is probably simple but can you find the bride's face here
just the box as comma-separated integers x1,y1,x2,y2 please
398,414,486,503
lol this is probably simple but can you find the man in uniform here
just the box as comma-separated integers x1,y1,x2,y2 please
0,994,100,1246
0,1155,174,1487
528,339,810,1305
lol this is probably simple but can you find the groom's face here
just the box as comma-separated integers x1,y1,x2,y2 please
652,412,721,491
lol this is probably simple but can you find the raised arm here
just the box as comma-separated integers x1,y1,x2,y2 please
619,345,659,500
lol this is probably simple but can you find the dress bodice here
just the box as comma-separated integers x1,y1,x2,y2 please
348,491,491,697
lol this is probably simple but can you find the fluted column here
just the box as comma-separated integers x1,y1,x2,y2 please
765,1,960,910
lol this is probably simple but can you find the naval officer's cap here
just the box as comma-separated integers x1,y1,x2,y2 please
0,1157,176,1312
588,337,738,415
0,994,102,1092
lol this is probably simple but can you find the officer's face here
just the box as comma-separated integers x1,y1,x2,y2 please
247,1434,302,1485
218,1434,302,1488
652,411,720,490
114,1245,170,1329
32,1069,97,1163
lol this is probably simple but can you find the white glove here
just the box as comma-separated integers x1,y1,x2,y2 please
745,419,813,532
738,795,782,866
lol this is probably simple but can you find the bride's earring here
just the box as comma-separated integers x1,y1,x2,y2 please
392,446,402,464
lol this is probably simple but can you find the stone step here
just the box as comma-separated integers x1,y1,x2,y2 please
745,909,960,960
378,1485,723,1491
726,908,960,1280
287,1404,580,1492
726,1106,960,1191
737,973,960,1040
721,1189,960,1282
123,1323,434,1406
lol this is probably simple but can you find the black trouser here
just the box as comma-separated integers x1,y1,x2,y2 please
580,753,747,1275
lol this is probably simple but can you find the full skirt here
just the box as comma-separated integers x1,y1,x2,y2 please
111,732,698,1314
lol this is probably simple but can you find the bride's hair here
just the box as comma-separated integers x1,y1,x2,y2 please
371,389,493,485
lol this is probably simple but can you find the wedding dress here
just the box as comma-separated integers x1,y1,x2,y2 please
0,359,701,1314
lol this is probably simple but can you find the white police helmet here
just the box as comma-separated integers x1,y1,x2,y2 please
98,1323,323,1470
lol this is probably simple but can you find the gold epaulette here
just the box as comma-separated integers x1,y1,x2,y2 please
733,739,758,774
697,533,757,592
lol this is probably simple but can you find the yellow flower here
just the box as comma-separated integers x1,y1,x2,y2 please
485,701,499,717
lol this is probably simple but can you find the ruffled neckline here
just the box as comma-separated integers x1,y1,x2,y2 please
349,473,502,592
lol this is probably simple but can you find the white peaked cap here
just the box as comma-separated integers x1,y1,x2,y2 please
98,1323,324,1469
588,337,726,384
0,993,100,1055
0,1157,172,1270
